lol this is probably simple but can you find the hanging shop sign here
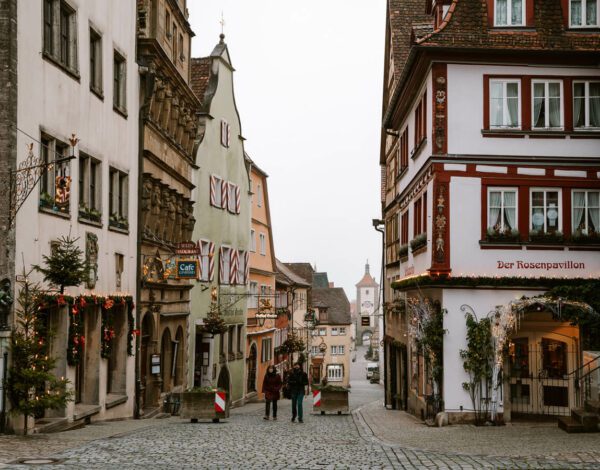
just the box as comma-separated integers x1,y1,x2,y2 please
176,242,200,256
177,260,199,279
255,313,278,320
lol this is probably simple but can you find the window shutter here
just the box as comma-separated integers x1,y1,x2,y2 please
219,246,226,284
235,185,241,214
208,242,215,281
486,0,494,27
526,0,535,27
221,179,228,209
197,240,204,279
230,249,238,285
560,0,569,28
210,175,216,207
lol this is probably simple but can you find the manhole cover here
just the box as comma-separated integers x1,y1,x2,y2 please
16,457,63,465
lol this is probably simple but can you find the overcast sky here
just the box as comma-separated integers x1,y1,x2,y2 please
188,1,386,301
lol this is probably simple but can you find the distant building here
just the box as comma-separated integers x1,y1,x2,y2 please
355,262,379,346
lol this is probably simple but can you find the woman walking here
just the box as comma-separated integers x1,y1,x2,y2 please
262,365,282,420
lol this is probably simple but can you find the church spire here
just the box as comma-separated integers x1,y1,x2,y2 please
365,260,370,275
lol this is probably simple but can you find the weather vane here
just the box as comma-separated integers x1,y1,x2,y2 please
219,11,226,35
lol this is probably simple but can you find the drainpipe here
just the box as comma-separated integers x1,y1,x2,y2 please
135,62,156,419
372,219,387,408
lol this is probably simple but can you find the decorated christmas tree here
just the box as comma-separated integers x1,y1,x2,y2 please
34,235,88,294
6,275,72,434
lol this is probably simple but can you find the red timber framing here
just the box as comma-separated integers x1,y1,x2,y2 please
429,176,451,276
431,63,448,155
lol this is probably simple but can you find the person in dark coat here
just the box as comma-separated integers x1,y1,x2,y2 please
262,365,282,420
286,362,309,423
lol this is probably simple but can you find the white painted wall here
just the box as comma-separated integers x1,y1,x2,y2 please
449,176,600,278
447,64,600,157
15,0,139,420
442,288,540,413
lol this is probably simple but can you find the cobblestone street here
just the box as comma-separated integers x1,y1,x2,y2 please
1,348,598,469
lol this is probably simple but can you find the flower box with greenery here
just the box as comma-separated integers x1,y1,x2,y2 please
529,230,564,244
399,244,409,260
485,228,520,243
313,382,350,415
278,333,305,355
109,213,129,231
410,233,427,253
39,192,68,213
180,387,229,422
570,230,600,246
78,204,102,224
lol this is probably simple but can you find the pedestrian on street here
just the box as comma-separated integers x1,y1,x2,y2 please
262,364,282,420
286,362,308,423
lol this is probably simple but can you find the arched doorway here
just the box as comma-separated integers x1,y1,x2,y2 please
246,343,257,393
141,312,155,409
362,331,373,344
174,326,185,388
217,366,231,404
161,328,173,393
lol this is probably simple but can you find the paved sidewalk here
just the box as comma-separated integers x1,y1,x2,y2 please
356,399,600,465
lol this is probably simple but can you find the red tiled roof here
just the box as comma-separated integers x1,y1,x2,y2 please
190,57,211,103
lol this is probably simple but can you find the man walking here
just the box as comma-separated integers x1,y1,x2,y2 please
286,362,308,423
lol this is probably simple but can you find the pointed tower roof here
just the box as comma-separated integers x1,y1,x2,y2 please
355,261,378,288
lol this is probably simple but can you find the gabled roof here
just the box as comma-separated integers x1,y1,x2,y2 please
276,259,311,288
284,263,315,286
313,272,330,288
356,272,378,288
190,57,211,103
312,288,352,326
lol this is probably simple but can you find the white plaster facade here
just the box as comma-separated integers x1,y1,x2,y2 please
13,0,139,427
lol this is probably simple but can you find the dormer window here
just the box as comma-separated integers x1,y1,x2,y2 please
570,0,599,28
494,0,525,26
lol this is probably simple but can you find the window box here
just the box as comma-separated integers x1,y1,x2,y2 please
39,192,69,214
109,213,129,231
180,389,229,423
399,244,409,261
410,233,427,253
486,228,520,243
570,231,600,246
78,205,102,224
529,230,564,244
313,384,349,415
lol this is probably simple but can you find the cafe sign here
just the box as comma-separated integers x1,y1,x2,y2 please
177,260,199,279
176,242,200,255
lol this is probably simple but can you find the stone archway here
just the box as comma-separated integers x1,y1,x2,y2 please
218,366,231,404
140,312,156,409
246,343,257,394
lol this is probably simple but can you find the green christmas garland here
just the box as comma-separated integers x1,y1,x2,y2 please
38,293,136,366
392,275,594,291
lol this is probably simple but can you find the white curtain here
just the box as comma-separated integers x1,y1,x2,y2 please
491,82,503,126
512,0,523,25
589,192,599,232
548,83,561,127
496,0,508,25
573,83,585,127
507,83,519,126
489,192,502,229
571,0,582,26
504,192,516,231
573,192,586,233
590,82,600,127
586,0,597,26
533,83,544,127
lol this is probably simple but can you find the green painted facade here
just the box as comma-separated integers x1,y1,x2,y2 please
189,38,251,406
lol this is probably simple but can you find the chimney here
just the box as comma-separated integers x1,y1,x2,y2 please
328,282,334,288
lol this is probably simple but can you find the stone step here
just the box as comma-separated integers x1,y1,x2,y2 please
572,407,599,430
141,407,160,419
558,416,587,433
585,400,600,414
33,417,68,434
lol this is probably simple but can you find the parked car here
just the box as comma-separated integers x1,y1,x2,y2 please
370,371,380,384
366,362,379,379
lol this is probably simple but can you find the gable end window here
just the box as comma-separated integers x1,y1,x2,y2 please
574,81,600,129
221,120,231,147
570,0,599,27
